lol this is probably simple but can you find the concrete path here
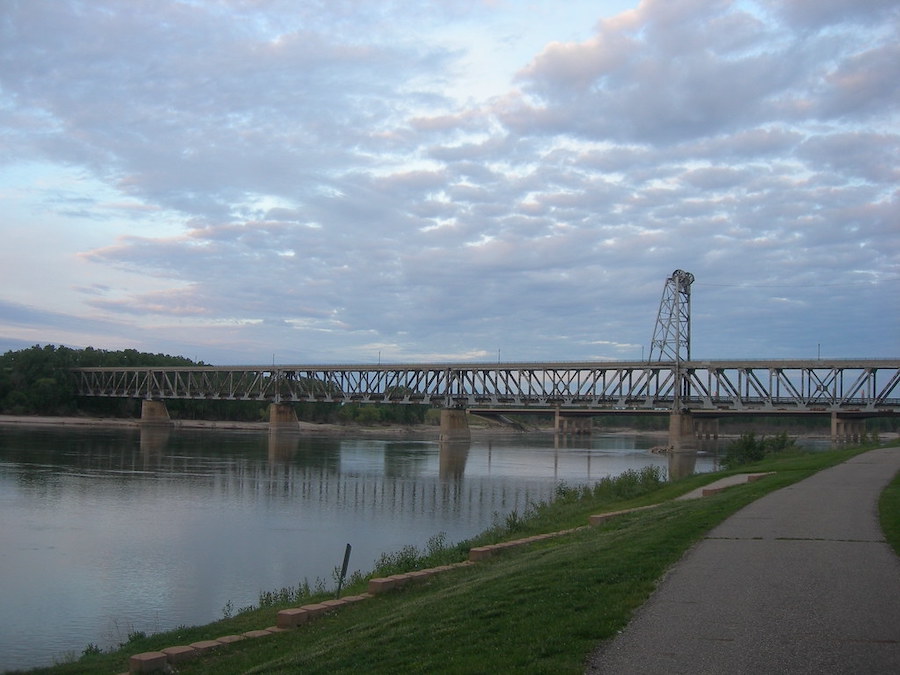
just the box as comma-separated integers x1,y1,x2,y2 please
586,447,900,674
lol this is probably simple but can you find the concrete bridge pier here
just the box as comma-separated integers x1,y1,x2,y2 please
667,411,698,480
440,408,471,442
140,399,170,424
668,410,697,453
831,414,866,443
269,403,299,429
694,418,719,439
554,411,592,435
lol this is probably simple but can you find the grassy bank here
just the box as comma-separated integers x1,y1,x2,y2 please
26,443,897,675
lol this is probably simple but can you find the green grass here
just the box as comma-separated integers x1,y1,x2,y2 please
879,463,900,556
24,443,894,675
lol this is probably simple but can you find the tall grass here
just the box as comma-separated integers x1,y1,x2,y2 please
879,467,900,556
479,465,667,541
326,467,668,583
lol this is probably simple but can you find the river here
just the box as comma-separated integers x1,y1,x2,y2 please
0,423,718,671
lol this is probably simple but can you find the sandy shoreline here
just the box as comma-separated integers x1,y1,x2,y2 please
0,413,431,434
0,414,668,440
0,414,558,438
0,414,148,429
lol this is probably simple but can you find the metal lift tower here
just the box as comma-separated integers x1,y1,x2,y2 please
649,269,694,416
649,269,694,363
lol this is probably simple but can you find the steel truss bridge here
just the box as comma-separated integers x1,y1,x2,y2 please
74,359,900,415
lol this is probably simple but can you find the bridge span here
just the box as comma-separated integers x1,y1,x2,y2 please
74,358,899,443
69,271,899,446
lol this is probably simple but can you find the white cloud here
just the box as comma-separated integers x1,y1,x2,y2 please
0,0,897,364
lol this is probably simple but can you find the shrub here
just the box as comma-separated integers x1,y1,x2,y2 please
258,579,314,608
722,432,796,469
81,643,102,658
591,465,665,500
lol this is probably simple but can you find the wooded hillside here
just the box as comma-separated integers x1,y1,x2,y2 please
0,344,430,425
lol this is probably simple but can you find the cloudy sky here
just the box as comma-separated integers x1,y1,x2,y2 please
1,0,897,365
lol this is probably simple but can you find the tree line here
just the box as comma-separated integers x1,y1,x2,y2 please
0,345,431,425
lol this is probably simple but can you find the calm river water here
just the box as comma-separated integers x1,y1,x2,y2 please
0,424,717,671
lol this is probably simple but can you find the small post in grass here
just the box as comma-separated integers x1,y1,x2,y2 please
336,543,352,598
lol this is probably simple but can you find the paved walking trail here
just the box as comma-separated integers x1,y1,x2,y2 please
586,447,900,674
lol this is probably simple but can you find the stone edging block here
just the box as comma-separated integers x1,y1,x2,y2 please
367,561,474,594
189,639,224,653
747,472,775,482
129,652,168,673
217,634,245,644
243,629,277,638
300,602,332,618
466,528,587,562
161,645,197,663
277,608,309,628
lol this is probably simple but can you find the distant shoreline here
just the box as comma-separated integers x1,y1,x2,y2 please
0,414,666,440
0,414,547,438
1,414,875,441
0,413,146,429
0,413,430,435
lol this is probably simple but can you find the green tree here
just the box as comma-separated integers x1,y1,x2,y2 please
0,344,198,417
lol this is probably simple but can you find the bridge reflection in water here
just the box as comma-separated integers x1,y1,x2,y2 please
136,425,717,520
263,434,484,515
123,425,718,502
668,450,698,481
261,431,543,521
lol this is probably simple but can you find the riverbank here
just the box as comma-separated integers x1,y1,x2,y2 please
0,414,440,436
0,413,860,441
0,413,664,439
8,421,662,672
21,442,894,674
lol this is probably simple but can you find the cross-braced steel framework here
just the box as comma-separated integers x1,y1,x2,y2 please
73,360,900,413
649,269,694,363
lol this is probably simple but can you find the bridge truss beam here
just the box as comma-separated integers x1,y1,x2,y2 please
73,360,900,414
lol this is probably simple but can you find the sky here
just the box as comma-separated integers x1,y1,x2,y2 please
0,0,898,365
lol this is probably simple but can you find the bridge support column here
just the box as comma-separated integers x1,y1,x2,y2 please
831,414,865,443
668,411,696,453
555,412,592,435
269,403,299,429
140,399,170,424
694,418,719,439
440,408,470,442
